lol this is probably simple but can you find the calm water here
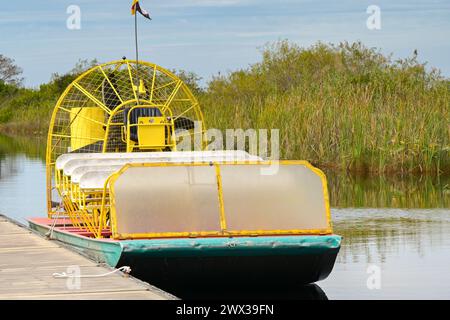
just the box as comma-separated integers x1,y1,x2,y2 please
0,134,449,299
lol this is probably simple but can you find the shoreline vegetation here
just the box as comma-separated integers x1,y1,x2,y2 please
0,41,449,175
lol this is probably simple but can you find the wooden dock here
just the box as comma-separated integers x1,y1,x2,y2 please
0,215,175,300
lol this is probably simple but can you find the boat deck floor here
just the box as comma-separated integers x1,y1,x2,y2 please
0,215,175,300
30,217,113,238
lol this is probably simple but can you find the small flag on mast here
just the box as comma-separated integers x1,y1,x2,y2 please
131,0,152,20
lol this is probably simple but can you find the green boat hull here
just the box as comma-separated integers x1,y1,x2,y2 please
119,236,341,292
29,219,341,289
29,220,123,266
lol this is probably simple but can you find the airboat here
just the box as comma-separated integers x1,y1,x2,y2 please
28,60,341,288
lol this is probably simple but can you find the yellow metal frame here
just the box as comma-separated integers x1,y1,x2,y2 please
106,160,333,240
46,60,206,216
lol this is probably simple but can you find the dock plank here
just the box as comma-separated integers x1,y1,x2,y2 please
1,290,166,300
0,266,167,299
0,221,30,235
0,247,95,269
0,216,175,300
0,233,60,249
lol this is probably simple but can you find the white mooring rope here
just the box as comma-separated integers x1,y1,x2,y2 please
52,266,132,278
45,202,64,239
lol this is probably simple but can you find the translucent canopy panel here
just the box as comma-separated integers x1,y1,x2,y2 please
111,165,222,236
108,162,331,239
220,164,329,232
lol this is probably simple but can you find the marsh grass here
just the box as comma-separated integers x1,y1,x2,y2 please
200,41,449,175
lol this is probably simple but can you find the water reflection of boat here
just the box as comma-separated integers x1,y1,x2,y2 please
163,282,328,300
28,60,341,287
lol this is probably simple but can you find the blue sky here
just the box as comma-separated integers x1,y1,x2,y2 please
1,0,449,87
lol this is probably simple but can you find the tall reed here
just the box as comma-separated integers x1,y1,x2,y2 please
200,41,449,174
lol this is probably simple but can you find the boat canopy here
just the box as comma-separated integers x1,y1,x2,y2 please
107,161,332,239
53,151,332,240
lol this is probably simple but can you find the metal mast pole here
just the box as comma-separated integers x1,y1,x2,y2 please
134,11,140,104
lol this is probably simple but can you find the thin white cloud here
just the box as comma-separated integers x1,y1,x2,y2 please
235,31,284,38
158,0,252,8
